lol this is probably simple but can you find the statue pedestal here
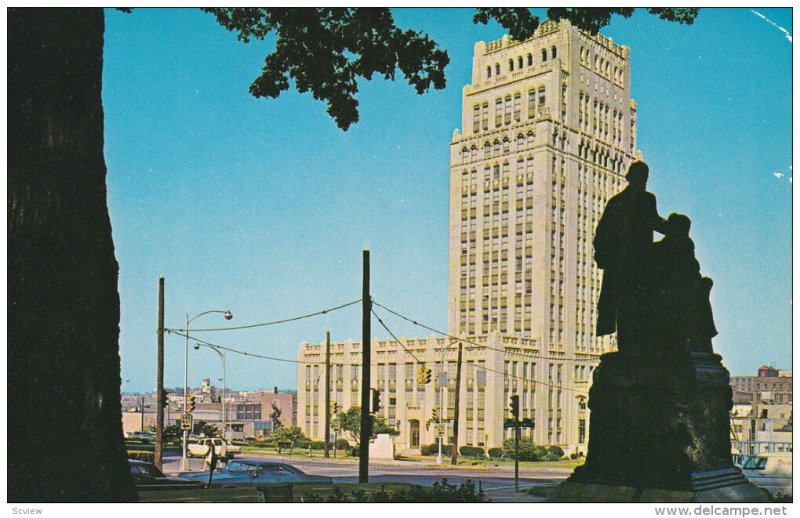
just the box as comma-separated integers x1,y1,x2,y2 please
551,351,766,502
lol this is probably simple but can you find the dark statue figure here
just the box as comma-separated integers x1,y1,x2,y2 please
270,402,283,429
552,161,766,502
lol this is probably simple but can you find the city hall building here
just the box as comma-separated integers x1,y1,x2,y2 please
298,19,642,454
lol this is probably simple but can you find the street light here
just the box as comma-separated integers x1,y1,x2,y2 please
180,309,232,472
194,342,228,440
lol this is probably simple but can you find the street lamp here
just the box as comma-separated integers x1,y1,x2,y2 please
194,343,227,440
180,309,232,471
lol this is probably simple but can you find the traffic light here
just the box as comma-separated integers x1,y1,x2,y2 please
188,394,196,413
331,400,338,415
423,367,432,384
417,366,426,384
160,388,169,408
431,407,439,421
509,394,520,420
371,389,381,414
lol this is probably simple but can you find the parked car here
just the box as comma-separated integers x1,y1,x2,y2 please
187,437,240,459
177,459,333,487
737,452,792,500
126,431,155,440
129,459,203,490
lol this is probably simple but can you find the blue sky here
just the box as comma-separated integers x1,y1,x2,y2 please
103,8,793,393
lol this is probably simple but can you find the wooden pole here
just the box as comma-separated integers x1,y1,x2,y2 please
450,341,463,465
358,250,371,483
324,331,331,458
155,276,165,470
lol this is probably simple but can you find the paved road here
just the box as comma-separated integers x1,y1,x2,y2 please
161,453,570,502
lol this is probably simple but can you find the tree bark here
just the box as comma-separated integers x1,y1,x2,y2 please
8,8,136,502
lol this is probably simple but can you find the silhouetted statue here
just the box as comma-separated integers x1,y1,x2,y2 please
270,401,283,429
593,161,667,349
649,213,717,353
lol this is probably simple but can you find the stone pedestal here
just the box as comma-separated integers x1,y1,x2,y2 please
551,351,767,502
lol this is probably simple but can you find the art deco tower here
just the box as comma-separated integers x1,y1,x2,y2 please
448,19,641,358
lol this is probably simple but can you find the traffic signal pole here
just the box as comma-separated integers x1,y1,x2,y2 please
155,276,165,470
358,250,371,483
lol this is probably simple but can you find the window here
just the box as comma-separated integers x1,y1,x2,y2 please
486,66,491,78
551,46,557,59
508,59,514,72
538,87,546,105
518,56,523,69
541,49,547,62
495,63,501,75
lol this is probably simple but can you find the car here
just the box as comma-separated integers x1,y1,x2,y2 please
187,437,241,459
737,452,792,500
177,459,333,488
129,459,204,490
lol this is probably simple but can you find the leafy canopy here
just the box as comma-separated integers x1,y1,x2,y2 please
204,8,448,130
141,8,698,131
334,406,399,446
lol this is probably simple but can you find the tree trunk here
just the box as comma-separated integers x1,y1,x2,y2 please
8,8,136,502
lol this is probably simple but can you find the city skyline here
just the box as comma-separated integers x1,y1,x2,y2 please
104,8,792,393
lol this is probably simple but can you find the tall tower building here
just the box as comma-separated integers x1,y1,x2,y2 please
448,19,639,355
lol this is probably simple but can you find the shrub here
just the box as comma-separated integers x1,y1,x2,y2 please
335,438,350,450
569,452,579,460
310,440,326,450
299,480,488,503
547,445,564,458
459,446,485,459
421,443,452,456
488,447,503,459
542,452,561,462
502,438,544,461
127,450,155,463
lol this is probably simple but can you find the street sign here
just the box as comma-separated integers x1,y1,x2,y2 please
437,372,448,386
434,424,446,438
180,412,193,431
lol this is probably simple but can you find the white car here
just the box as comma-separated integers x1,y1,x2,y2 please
187,437,240,459
738,452,792,500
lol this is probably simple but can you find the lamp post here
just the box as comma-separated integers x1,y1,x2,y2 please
194,343,227,440
180,309,232,472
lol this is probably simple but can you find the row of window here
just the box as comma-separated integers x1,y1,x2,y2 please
485,46,558,79
579,46,624,86
471,87,546,133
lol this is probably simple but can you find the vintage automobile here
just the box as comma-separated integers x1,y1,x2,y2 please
187,437,241,459
177,459,333,488
737,452,792,500
129,459,203,490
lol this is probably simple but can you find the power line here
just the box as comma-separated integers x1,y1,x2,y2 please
371,299,605,364
166,298,362,333
371,308,424,364
166,329,314,364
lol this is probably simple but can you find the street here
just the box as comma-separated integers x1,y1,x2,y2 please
161,451,573,502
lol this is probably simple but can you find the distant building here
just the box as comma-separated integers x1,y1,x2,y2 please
730,366,793,454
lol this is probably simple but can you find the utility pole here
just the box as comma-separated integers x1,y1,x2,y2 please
324,331,331,458
450,341,463,465
358,250,371,483
155,276,165,470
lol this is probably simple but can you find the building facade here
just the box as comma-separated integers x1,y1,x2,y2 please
298,19,643,454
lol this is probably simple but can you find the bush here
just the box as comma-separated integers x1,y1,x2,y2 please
127,450,155,463
547,445,564,458
542,452,561,461
459,446,485,459
335,438,350,450
569,452,579,460
310,441,326,450
502,438,546,461
421,443,452,456
299,479,488,503
488,447,504,459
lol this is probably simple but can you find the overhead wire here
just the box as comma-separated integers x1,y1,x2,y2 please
369,303,581,393
166,298,362,333
371,299,605,364
166,329,315,364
